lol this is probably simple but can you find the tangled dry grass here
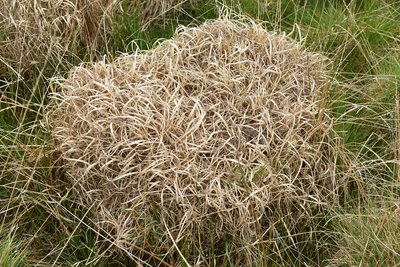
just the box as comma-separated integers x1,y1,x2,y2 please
0,0,112,76
0,0,196,77
48,17,349,264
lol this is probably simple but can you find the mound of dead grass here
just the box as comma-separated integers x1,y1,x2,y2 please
48,17,349,264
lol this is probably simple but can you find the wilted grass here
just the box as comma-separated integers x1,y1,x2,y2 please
0,0,399,266
47,16,344,265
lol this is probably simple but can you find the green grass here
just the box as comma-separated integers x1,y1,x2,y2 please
111,0,217,52
329,204,400,266
0,0,399,265
0,232,26,267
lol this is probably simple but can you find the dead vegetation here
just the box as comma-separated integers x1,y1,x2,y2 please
0,0,197,77
47,17,353,264
0,0,111,76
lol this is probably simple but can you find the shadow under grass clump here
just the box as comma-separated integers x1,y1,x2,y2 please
47,16,354,265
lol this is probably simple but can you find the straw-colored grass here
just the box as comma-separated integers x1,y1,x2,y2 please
327,205,400,266
48,17,351,264
0,0,196,77
0,0,111,76
1,1,398,265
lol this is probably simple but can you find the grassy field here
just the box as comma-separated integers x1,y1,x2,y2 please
0,0,399,266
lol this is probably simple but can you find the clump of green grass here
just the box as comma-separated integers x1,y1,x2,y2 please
0,231,26,267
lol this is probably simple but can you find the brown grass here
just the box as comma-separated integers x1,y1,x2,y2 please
47,17,350,264
0,0,112,76
0,0,196,77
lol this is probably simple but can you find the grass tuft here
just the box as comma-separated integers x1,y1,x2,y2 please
0,0,399,265
47,16,352,265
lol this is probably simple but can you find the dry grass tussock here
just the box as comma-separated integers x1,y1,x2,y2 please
0,0,195,77
48,17,349,264
0,0,113,76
